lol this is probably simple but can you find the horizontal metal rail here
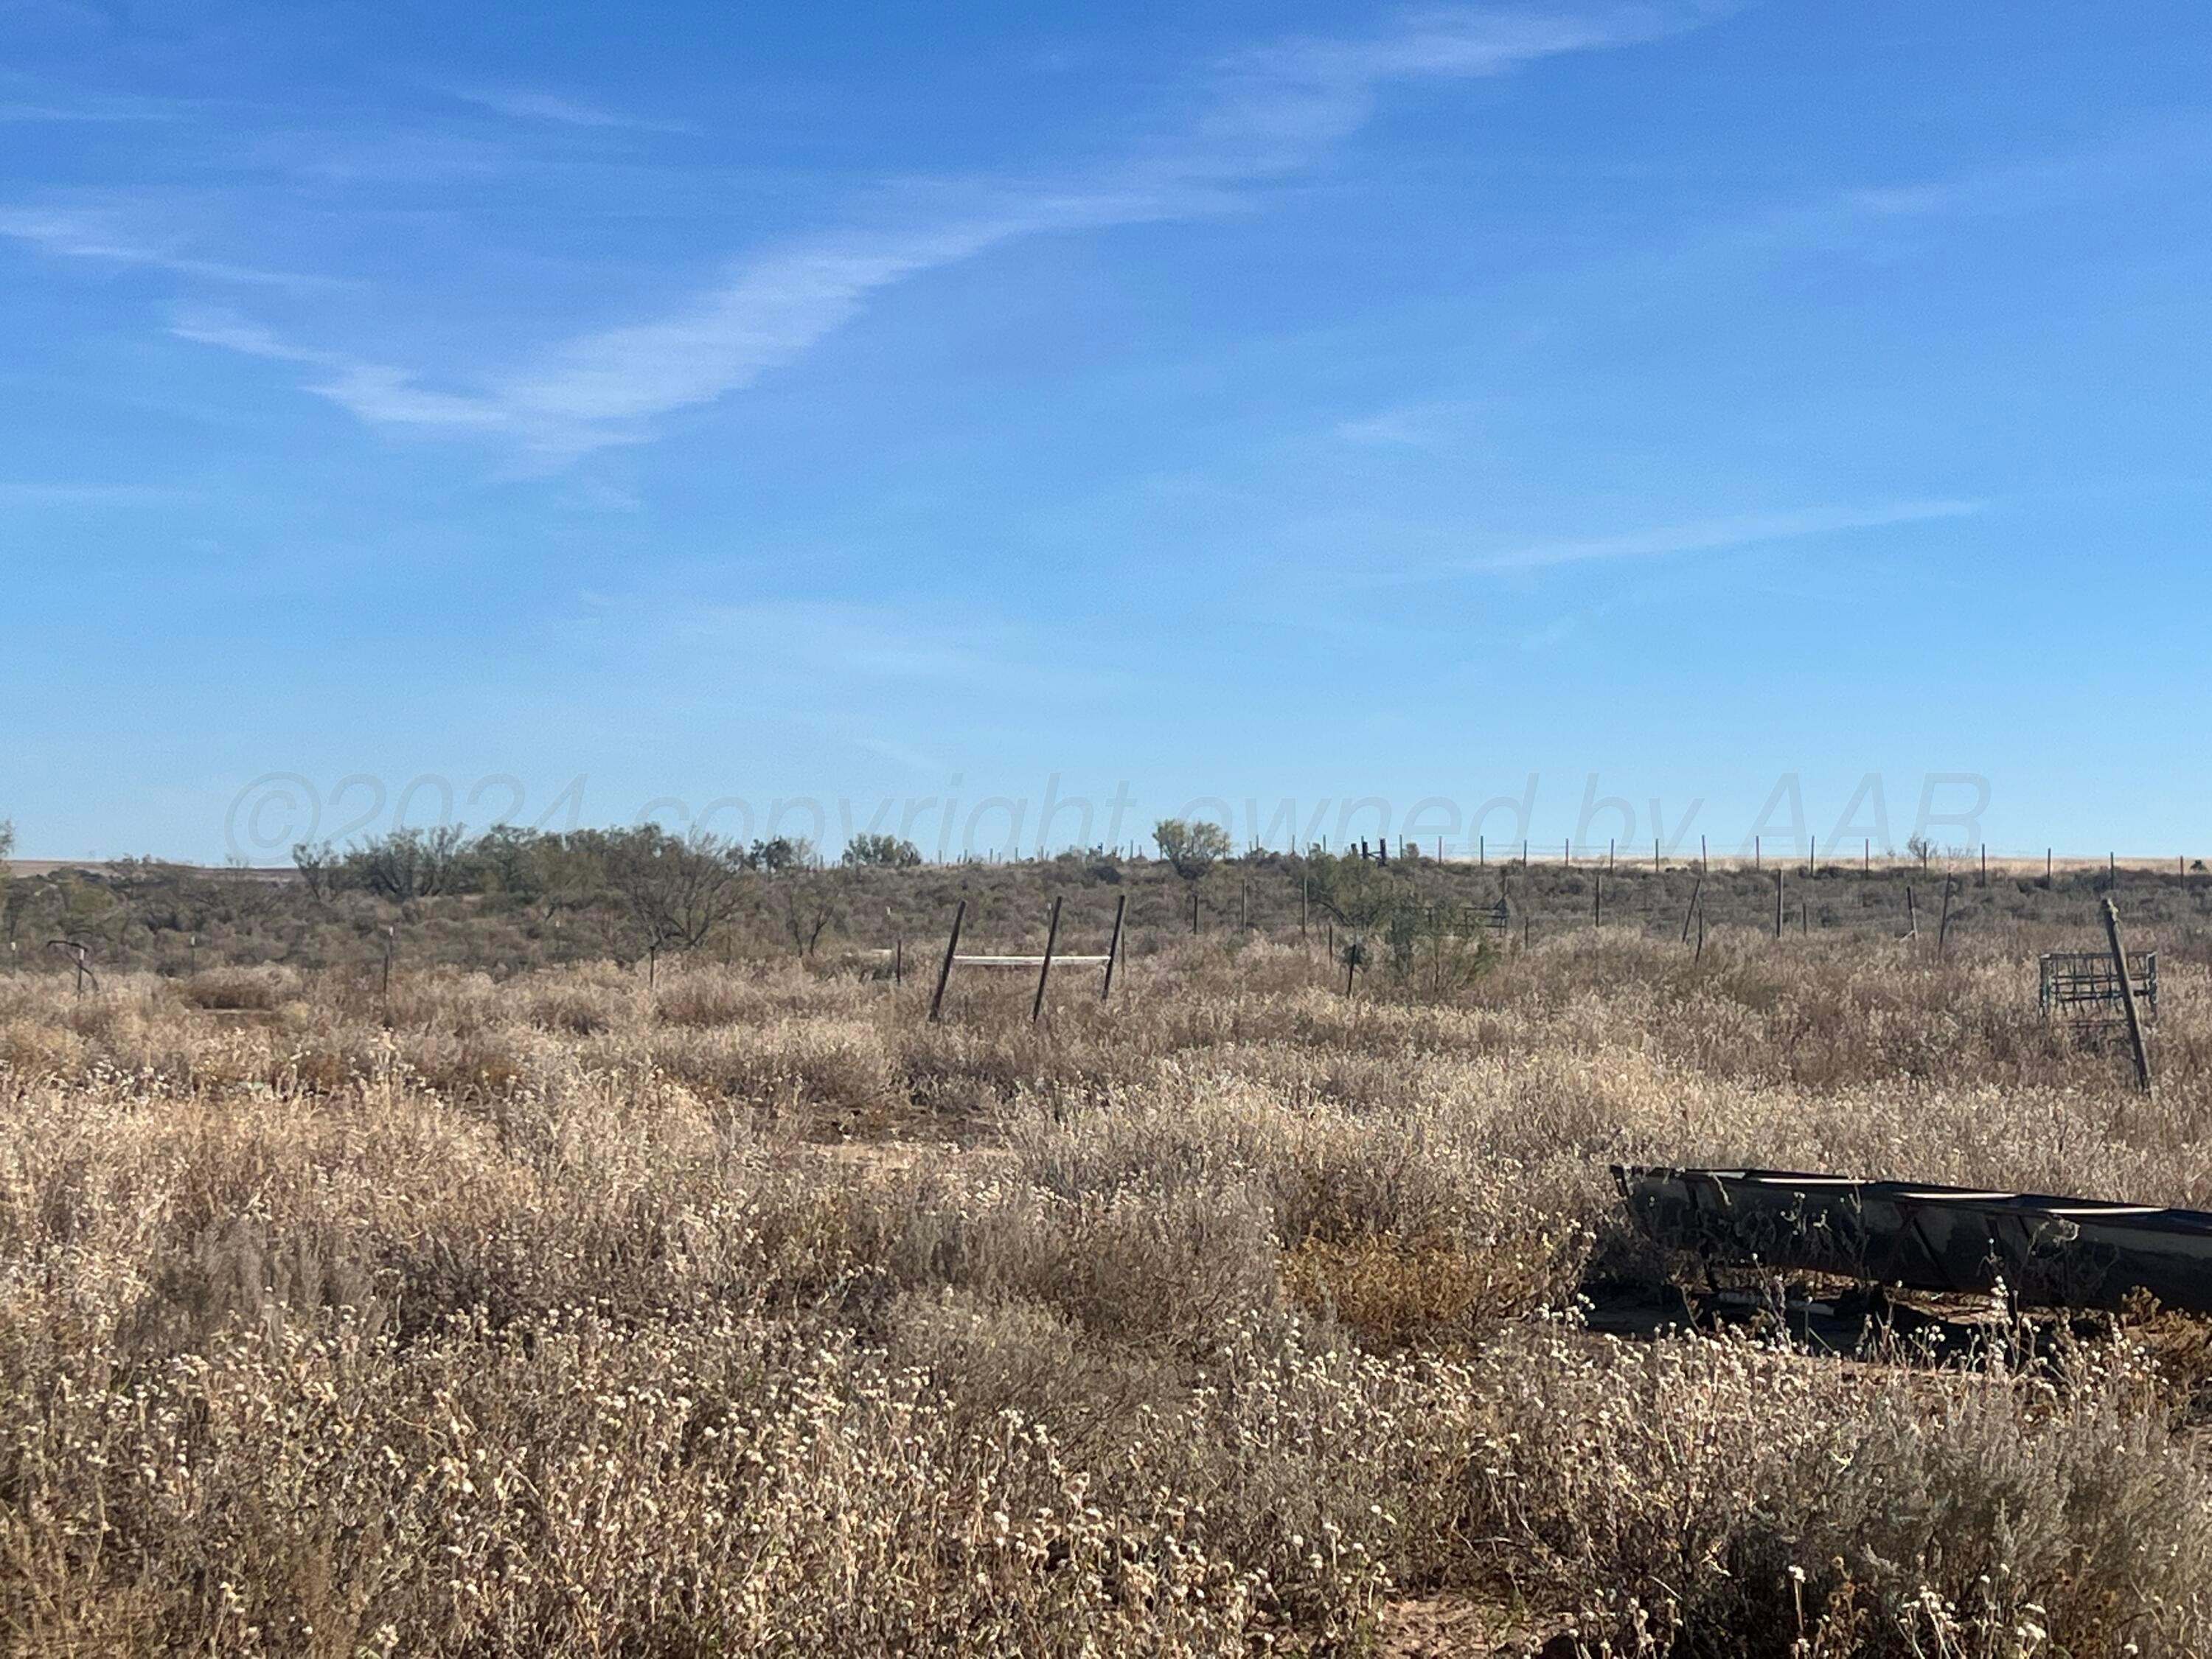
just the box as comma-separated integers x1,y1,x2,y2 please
953,954,1110,967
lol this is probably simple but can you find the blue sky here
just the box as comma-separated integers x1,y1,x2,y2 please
5,0,2210,861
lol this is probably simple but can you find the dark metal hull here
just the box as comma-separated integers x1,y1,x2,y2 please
1614,1166,2212,1315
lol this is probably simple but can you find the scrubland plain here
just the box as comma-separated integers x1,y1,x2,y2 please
4,924,2212,1655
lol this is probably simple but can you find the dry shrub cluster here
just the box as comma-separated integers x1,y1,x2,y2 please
1,926,2210,1655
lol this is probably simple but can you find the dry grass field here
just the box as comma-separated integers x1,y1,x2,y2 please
5,921,2212,1655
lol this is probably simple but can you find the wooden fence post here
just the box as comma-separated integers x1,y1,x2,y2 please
2103,898,2153,1093
1937,877,1955,960
928,901,965,1023
1031,896,1061,1024
1102,894,1127,1003
1905,886,1918,942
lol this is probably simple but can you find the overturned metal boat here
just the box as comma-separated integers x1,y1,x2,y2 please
1615,1166,2212,1315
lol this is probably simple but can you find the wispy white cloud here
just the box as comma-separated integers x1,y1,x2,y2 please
174,3,1731,458
445,84,699,135
1335,399,1486,450
178,218,1068,454
1380,498,1983,580
0,206,335,288
1192,4,1722,171
1632,112,2212,289
171,309,522,432
490,222,1020,438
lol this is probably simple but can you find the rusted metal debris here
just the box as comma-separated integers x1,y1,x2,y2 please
1615,1166,2212,1315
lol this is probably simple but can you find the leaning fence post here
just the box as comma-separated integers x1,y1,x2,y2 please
1937,876,1955,961
928,900,965,1023
2104,898,2154,1093
56,942,83,997
1905,885,1918,942
1681,875,1703,943
47,941,97,998
1102,894,1127,1003
1031,897,1062,1024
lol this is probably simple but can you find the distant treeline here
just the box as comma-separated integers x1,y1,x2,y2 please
3,810,2207,981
